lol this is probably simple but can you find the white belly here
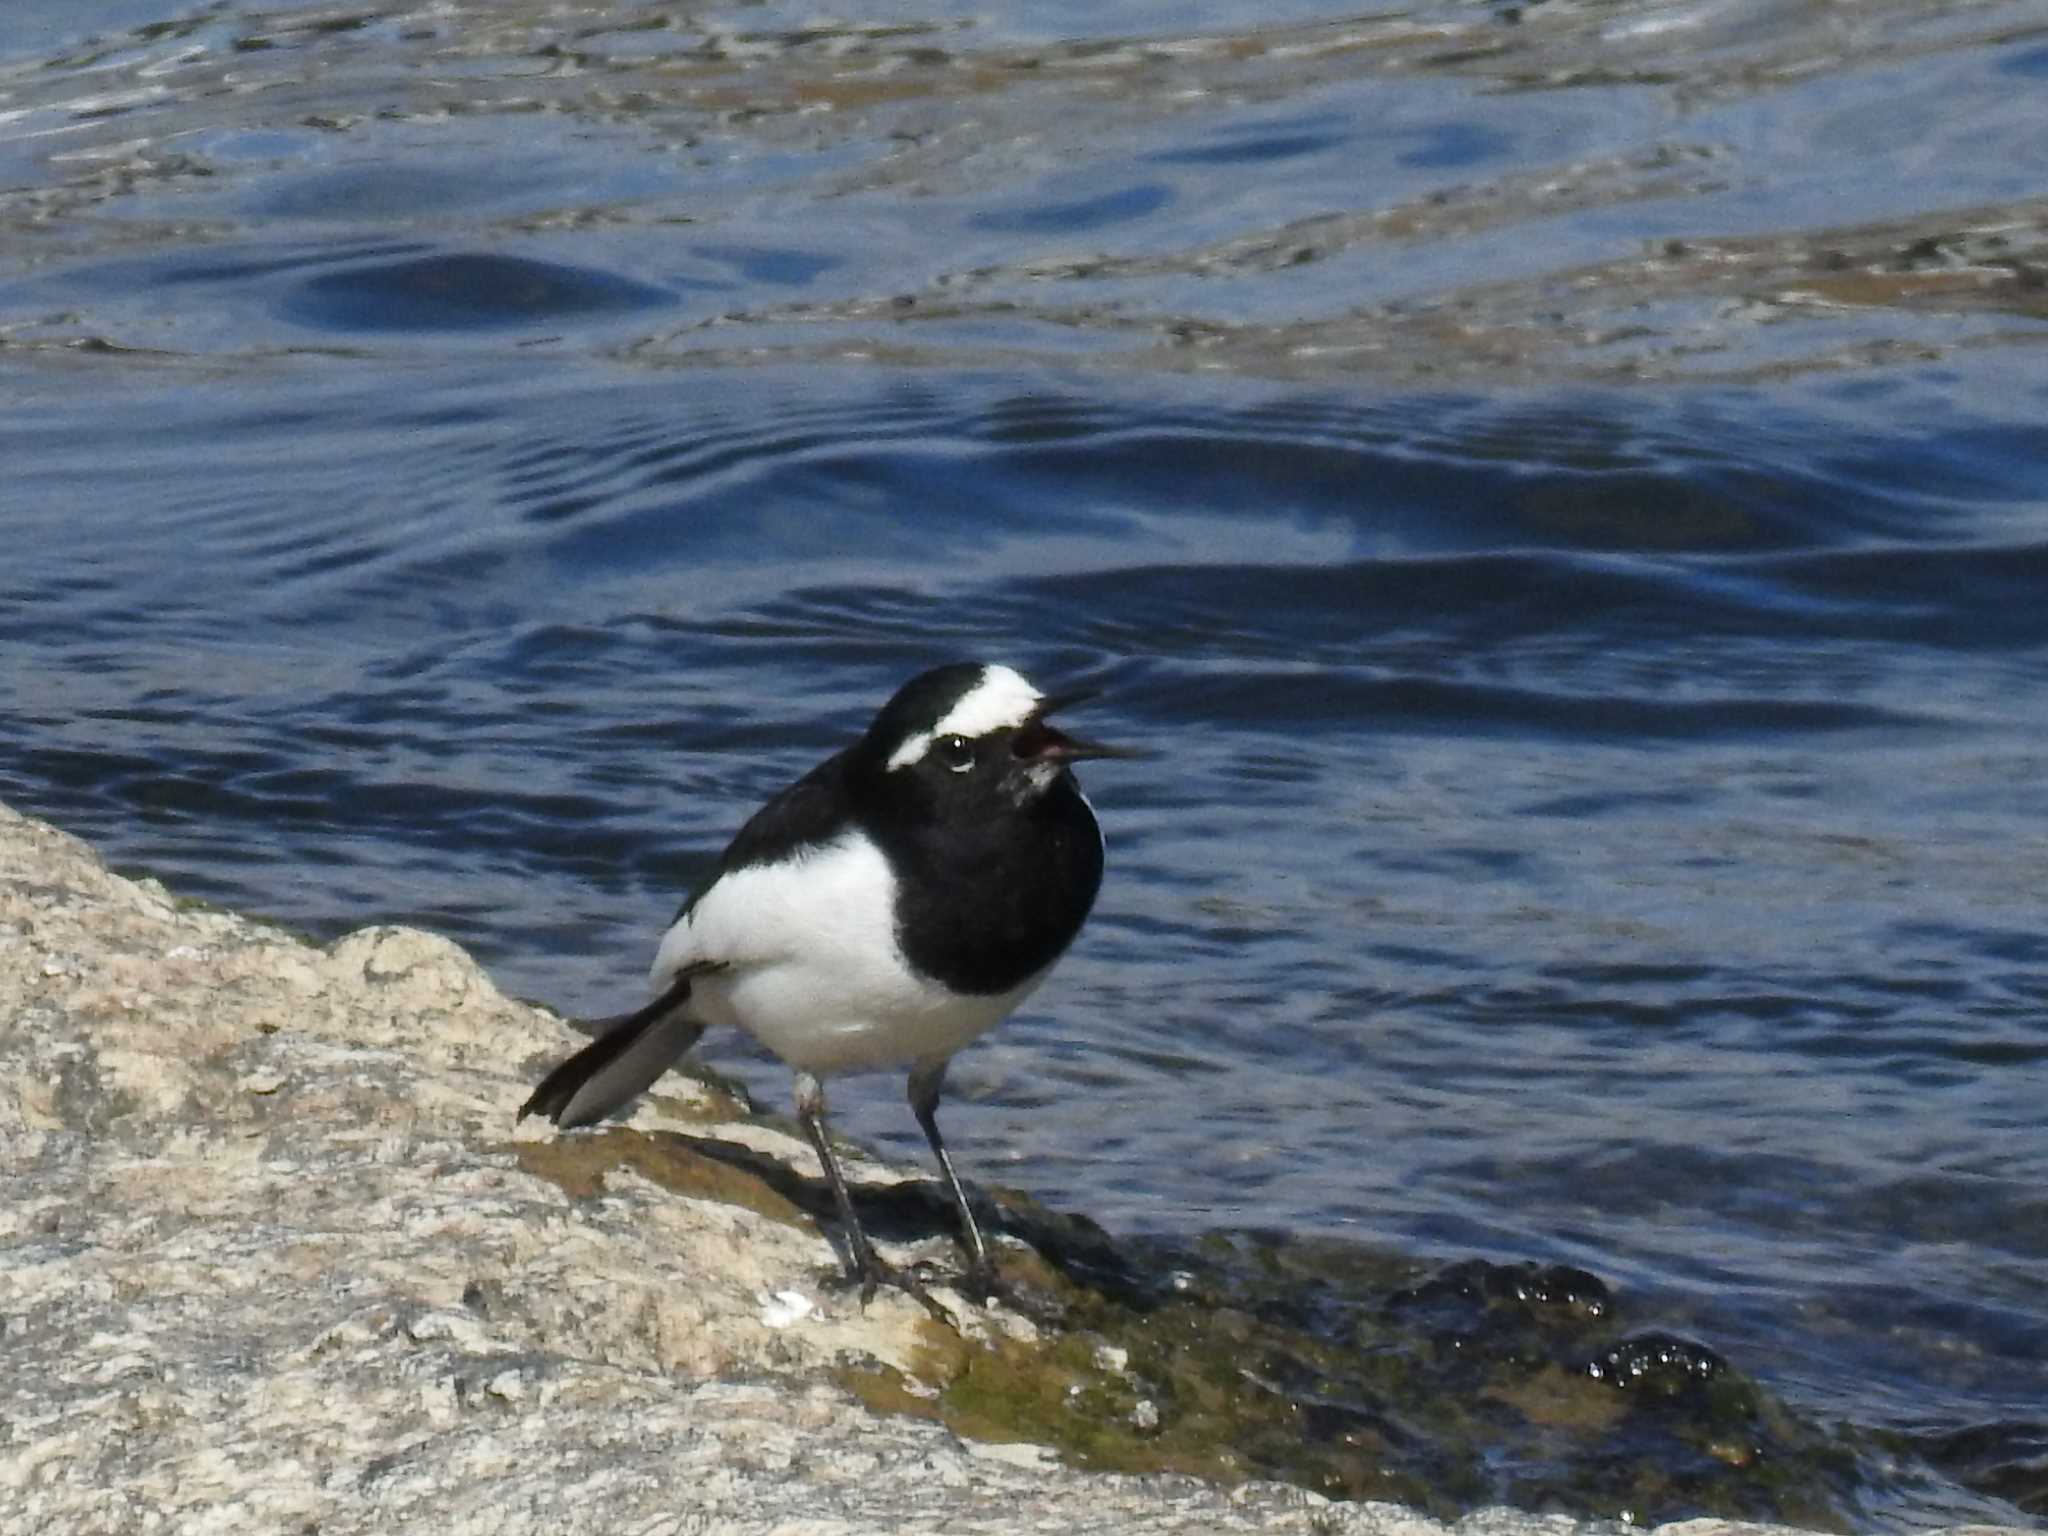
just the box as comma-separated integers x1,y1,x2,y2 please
650,832,1043,1078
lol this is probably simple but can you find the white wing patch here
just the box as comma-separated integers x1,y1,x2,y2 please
885,664,1042,771
651,833,898,986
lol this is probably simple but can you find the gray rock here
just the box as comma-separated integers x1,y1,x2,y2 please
0,798,2024,1535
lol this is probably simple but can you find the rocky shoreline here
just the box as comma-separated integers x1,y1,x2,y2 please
0,797,2026,1535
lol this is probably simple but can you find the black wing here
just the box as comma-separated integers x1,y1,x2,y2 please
671,746,858,923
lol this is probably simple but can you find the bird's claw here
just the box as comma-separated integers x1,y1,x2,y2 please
824,1254,956,1326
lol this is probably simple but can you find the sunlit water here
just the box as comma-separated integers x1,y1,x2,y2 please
4,0,2047,1525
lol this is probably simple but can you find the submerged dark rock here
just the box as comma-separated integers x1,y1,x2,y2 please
909,1236,1865,1528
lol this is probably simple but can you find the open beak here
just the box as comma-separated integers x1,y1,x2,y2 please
1014,689,1147,763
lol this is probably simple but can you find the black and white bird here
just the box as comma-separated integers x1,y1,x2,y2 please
519,662,1133,1299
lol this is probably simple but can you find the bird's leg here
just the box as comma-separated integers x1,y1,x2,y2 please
794,1072,881,1292
794,1072,940,1315
907,1061,1000,1300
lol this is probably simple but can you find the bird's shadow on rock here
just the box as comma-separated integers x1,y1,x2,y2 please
512,1122,1157,1312
686,1126,1158,1307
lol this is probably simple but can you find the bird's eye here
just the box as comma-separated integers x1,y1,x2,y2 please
937,734,974,772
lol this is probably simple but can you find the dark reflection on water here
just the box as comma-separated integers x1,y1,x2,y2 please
285,252,677,332
5,0,2048,1525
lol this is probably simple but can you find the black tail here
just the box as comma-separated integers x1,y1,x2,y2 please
519,962,722,1129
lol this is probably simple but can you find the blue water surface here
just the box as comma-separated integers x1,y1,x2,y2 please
3,0,2047,1523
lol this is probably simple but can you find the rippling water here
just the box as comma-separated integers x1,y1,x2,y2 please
4,0,2048,1525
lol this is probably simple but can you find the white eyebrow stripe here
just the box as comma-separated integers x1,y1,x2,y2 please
885,664,1043,771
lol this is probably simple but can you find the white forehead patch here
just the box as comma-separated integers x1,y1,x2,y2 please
885,664,1042,771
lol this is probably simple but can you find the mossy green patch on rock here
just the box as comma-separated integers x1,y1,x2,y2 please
822,1222,1876,1528
834,1359,947,1424
1485,1363,1631,1436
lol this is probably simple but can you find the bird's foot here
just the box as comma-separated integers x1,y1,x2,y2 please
824,1253,956,1326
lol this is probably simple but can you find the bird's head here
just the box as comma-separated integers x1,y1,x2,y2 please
861,662,1138,815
